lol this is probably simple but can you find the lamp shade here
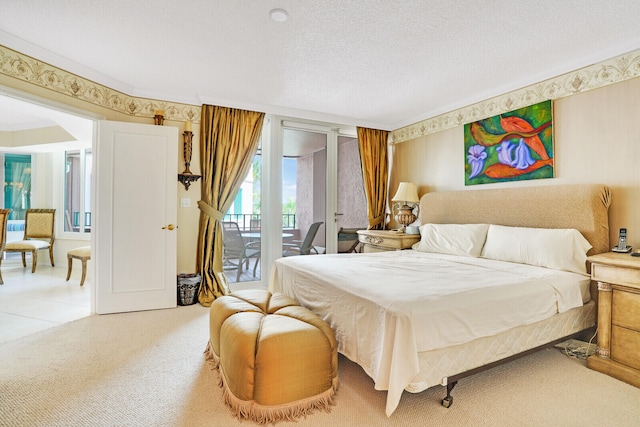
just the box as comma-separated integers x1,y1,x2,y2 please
392,182,419,203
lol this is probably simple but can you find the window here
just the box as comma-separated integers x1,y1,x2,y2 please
64,149,92,233
4,154,32,220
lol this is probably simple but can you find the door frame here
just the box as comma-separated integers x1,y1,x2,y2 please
0,85,103,313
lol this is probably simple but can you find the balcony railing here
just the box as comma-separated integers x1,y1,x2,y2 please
223,214,296,231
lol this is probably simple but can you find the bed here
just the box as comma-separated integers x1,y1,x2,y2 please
269,184,611,416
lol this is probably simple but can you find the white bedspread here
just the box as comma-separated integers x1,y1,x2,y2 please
269,250,589,416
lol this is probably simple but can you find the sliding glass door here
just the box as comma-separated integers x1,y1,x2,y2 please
221,116,367,289
336,135,368,253
282,127,328,255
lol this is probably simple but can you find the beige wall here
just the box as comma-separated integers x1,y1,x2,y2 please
391,76,640,250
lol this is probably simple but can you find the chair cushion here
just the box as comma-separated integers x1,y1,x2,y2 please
68,246,91,258
5,240,50,250
207,289,338,423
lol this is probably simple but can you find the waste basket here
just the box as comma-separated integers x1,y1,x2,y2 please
177,273,201,306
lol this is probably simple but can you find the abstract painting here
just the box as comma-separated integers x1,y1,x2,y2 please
464,100,554,185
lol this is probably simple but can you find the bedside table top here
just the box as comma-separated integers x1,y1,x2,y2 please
588,252,640,270
357,229,421,251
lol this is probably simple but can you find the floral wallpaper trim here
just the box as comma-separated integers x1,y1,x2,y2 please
2,44,639,140
390,48,640,144
0,45,200,123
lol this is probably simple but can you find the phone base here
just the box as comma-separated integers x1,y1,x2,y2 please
612,246,633,253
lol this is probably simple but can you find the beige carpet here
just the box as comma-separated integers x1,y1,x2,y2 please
1,304,638,426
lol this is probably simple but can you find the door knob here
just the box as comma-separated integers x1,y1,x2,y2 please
162,224,176,230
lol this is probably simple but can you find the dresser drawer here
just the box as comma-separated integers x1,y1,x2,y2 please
611,325,640,371
612,289,640,331
592,263,640,287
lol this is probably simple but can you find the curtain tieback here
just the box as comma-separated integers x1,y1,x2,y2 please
198,200,224,222
368,213,384,228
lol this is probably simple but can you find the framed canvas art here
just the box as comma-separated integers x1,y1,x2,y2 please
464,100,554,185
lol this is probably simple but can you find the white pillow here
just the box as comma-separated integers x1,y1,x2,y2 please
412,223,489,257
480,225,592,274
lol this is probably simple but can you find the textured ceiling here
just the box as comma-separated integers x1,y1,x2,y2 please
1,1,640,131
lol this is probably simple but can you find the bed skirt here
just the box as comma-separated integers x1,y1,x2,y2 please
404,300,596,393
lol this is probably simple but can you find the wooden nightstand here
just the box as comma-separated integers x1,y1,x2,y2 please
356,230,420,253
586,252,640,387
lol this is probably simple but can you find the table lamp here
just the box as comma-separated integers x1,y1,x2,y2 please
391,182,420,232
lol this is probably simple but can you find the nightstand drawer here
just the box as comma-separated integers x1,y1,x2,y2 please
359,234,403,250
357,230,420,252
612,289,640,331
361,244,387,253
592,263,640,287
611,325,640,370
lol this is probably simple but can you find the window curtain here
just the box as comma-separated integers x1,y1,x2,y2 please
197,105,265,306
356,127,389,230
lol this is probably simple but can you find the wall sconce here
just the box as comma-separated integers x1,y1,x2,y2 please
177,121,201,190
154,109,164,125
391,182,420,232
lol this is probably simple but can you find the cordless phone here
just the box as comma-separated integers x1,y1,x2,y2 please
612,228,632,253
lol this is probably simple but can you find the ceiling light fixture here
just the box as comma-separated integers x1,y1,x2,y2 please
269,8,288,22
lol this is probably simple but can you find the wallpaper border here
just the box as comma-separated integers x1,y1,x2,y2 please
0,45,200,123
2,44,639,138
390,48,640,144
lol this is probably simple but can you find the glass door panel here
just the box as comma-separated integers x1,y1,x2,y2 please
337,135,368,253
282,128,327,256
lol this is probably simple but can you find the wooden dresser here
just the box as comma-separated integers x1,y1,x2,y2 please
586,252,640,387
356,230,420,253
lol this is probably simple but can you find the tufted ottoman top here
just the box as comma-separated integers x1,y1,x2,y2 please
207,289,338,424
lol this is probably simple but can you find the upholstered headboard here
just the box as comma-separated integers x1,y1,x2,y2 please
419,184,611,256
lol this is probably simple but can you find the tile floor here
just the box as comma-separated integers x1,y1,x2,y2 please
0,263,91,343
0,258,265,344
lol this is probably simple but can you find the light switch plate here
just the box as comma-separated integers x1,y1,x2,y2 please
180,198,191,208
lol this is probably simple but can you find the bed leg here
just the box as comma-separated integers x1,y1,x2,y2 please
441,380,457,408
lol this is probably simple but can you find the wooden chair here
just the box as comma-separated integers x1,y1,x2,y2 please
0,209,11,284
5,209,56,273
66,246,91,286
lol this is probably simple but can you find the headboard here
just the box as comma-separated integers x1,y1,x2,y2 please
419,184,611,256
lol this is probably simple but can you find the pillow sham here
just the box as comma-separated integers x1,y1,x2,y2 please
412,223,489,257
480,224,592,274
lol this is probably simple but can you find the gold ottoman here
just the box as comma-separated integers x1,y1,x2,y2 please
206,289,338,423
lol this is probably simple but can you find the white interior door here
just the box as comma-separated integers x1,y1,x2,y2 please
94,120,178,314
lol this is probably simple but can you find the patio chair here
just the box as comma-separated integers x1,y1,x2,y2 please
283,221,323,256
338,227,364,253
222,221,260,282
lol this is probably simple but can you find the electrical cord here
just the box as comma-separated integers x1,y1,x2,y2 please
559,328,598,360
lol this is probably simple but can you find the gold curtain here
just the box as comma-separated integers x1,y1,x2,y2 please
357,127,389,230
197,105,265,306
